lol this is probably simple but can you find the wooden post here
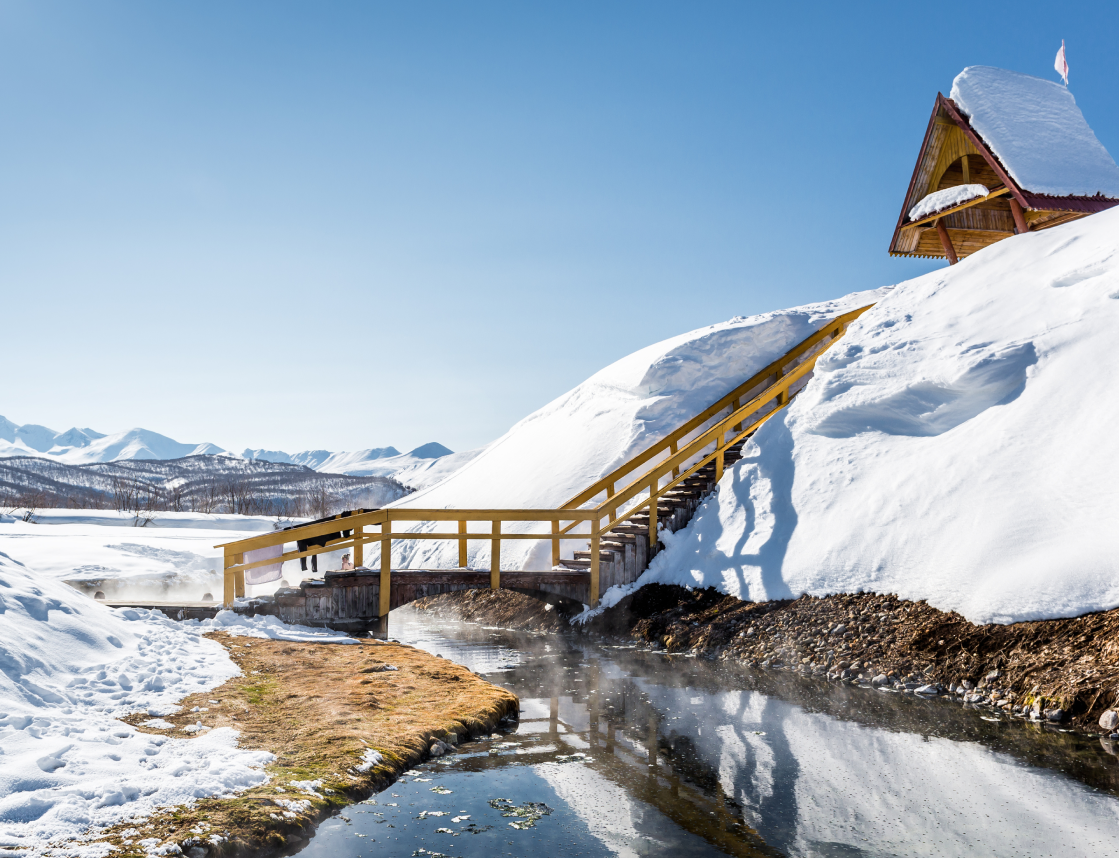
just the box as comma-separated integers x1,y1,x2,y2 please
715,435,725,483
935,218,959,264
551,519,560,569
961,153,970,184
234,553,245,599
606,482,616,524
1009,198,1028,235
459,520,468,569
353,524,363,568
379,521,391,618
649,482,659,555
490,520,501,590
670,439,680,479
223,551,236,607
775,367,787,407
589,516,600,606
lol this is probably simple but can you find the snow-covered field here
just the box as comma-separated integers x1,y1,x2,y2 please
0,511,289,603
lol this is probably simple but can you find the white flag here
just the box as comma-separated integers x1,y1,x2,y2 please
1055,40,1069,86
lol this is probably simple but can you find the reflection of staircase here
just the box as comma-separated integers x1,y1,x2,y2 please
558,441,747,590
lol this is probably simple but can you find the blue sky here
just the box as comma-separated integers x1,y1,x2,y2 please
2,1,1116,455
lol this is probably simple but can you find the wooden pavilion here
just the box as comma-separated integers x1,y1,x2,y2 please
890,66,1119,264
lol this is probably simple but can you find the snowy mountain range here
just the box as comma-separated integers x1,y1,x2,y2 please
0,416,478,489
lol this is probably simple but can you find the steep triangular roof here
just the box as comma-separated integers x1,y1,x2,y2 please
951,66,1119,199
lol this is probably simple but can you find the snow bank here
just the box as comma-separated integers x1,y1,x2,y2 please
908,183,988,221
201,610,359,645
0,553,272,852
950,66,1119,198
382,288,887,571
642,207,1119,624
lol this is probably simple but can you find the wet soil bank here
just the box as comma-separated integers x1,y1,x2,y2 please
100,633,518,858
414,586,1119,736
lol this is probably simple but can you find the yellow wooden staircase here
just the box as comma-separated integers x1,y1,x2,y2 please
216,304,872,629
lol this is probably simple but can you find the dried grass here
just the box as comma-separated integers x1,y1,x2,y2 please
96,633,517,856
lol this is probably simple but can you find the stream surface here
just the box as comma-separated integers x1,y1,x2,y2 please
295,606,1119,858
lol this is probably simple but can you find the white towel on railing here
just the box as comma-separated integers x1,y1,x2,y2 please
244,543,284,585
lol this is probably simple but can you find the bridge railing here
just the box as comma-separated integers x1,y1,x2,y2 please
216,508,598,611
217,304,873,610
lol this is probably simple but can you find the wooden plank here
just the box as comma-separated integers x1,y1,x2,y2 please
379,522,391,618
458,520,468,568
490,520,501,590
906,186,1011,228
589,522,600,605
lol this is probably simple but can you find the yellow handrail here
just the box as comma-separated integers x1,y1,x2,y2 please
216,304,873,610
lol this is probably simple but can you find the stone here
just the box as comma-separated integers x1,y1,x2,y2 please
831,625,846,635
961,680,974,690
871,674,889,687
985,670,1000,682
1043,708,1065,723
446,733,459,745
915,685,938,696
1099,710,1119,731
429,742,446,757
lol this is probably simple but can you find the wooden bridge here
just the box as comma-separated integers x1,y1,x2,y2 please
217,305,872,634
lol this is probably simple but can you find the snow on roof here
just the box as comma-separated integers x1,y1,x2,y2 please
908,183,989,221
950,66,1119,198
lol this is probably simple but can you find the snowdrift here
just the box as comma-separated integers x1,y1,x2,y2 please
385,287,886,570
644,207,1119,624
0,552,271,849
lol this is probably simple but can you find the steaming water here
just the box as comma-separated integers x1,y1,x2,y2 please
294,606,1119,858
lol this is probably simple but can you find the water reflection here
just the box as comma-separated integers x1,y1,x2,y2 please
298,607,1119,858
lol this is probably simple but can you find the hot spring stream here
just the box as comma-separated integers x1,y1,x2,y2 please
293,606,1119,858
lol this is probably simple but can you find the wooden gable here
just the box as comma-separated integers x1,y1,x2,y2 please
889,94,1117,263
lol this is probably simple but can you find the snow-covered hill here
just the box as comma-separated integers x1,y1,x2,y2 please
642,207,1119,625
243,441,465,482
382,287,886,571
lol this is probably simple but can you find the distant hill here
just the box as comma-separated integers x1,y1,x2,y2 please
0,454,409,518
0,416,475,490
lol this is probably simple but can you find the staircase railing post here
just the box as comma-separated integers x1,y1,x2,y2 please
491,519,501,590
606,482,616,524
670,439,679,479
589,515,600,605
459,519,468,569
379,520,391,618
648,479,659,556
353,524,363,568
715,434,726,483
